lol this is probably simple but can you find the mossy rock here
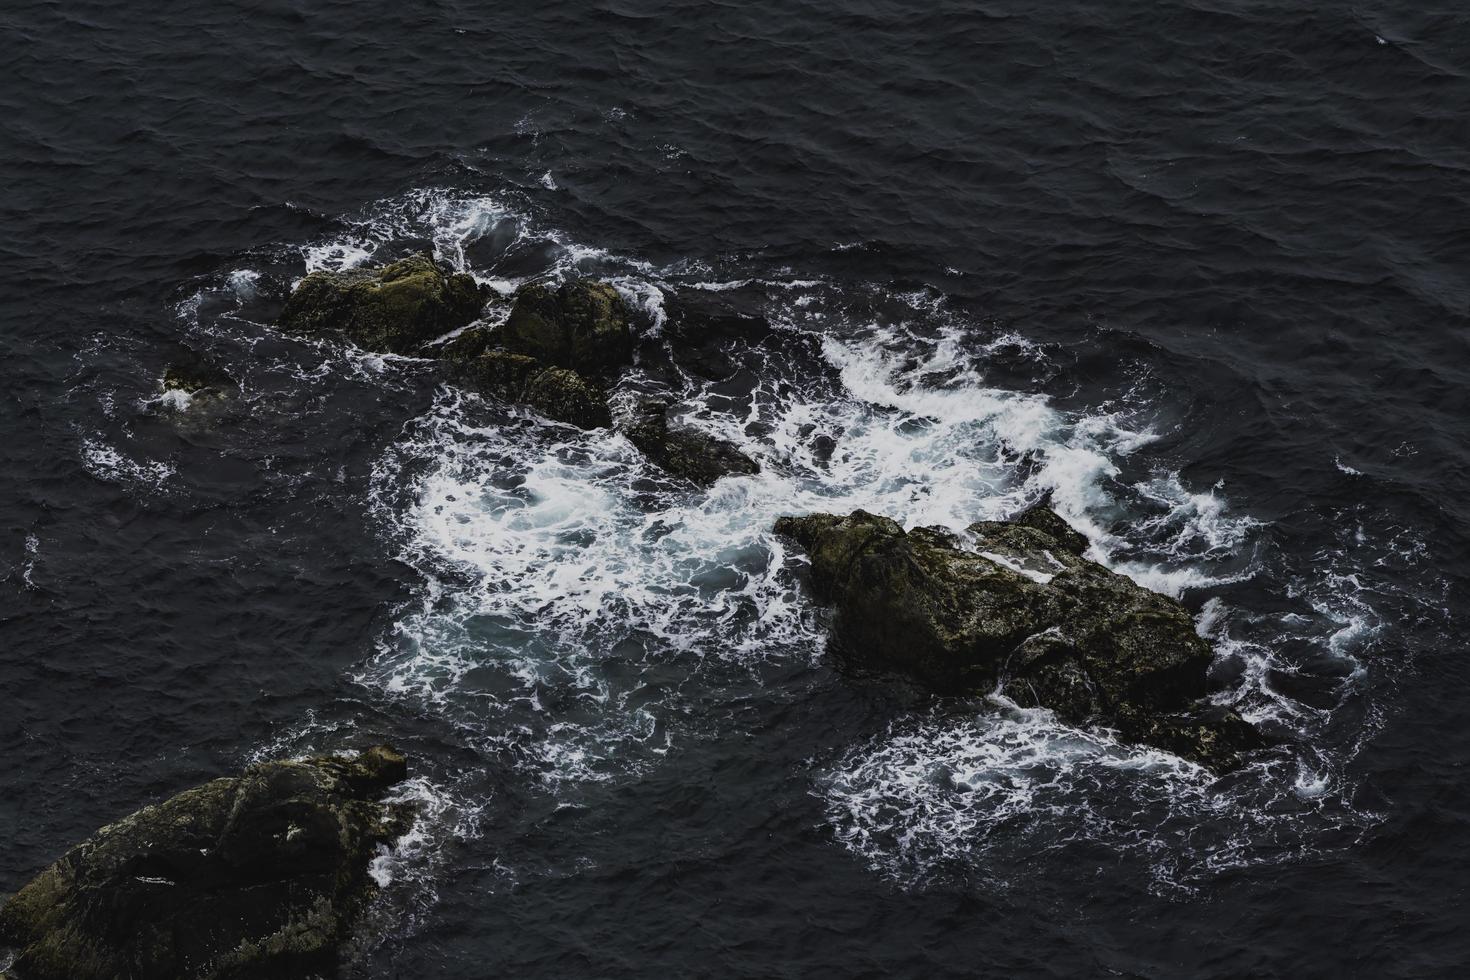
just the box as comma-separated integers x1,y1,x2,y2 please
450,349,543,395
501,279,631,375
449,351,611,430
0,746,413,980
622,399,758,487
278,253,488,354
775,506,1264,770
435,324,498,362
523,367,613,430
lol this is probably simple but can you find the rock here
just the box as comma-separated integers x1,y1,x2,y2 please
278,253,488,354
501,279,631,375
774,505,1265,769
524,367,614,430
435,324,497,362
809,432,838,463
0,746,413,980
161,351,232,395
622,399,759,486
451,351,611,430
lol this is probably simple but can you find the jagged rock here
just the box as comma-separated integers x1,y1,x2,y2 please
0,746,413,980
622,399,759,486
774,505,1265,769
501,279,631,375
451,351,611,430
278,253,488,354
809,432,838,462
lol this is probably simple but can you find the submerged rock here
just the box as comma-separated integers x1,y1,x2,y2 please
0,746,413,980
278,253,488,354
451,351,612,429
622,398,759,486
501,279,631,375
161,350,232,396
774,505,1264,770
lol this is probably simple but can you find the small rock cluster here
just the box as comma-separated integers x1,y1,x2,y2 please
278,253,757,484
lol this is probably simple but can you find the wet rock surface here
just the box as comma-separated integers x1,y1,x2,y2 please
523,366,613,430
622,398,759,486
0,746,413,980
450,351,611,429
500,279,631,375
775,505,1265,769
278,254,488,354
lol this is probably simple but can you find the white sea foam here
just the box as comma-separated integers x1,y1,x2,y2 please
980,552,1055,584
356,295,1244,808
368,775,484,898
240,185,1405,897
228,268,261,299
814,702,1373,893
303,242,375,273
22,533,39,590
80,436,176,491
147,388,195,412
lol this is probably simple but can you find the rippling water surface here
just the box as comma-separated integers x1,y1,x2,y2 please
3,1,1468,976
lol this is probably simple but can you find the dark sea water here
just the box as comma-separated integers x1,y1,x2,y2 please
3,1,1469,976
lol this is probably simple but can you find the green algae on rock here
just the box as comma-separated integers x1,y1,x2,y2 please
0,746,413,980
501,279,631,375
278,253,488,354
774,505,1265,770
450,350,612,430
622,398,759,486
523,366,613,430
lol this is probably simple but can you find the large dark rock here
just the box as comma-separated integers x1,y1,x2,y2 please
278,254,488,354
774,505,1265,770
0,746,413,980
451,351,612,430
621,399,758,486
501,279,631,375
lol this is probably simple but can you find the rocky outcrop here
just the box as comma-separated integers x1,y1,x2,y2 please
278,254,488,354
501,279,631,375
0,746,413,980
774,505,1264,770
622,399,758,486
451,351,611,430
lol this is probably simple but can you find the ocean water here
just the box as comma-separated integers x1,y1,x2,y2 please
2,1,1468,976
